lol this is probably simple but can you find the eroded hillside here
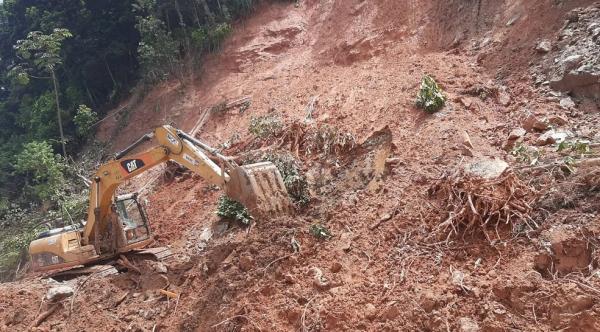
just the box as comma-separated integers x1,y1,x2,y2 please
2,1,600,331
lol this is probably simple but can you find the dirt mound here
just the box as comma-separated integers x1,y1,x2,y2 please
4,0,600,331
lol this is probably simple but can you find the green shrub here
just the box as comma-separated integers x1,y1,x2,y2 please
13,141,65,202
248,114,283,139
73,105,98,137
261,153,310,206
416,75,446,113
309,224,332,239
216,195,252,224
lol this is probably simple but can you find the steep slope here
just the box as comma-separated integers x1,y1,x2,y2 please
2,1,600,331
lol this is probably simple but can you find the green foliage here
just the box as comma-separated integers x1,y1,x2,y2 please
73,105,98,137
136,15,179,83
17,92,57,140
191,22,233,53
249,114,283,139
416,75,446,113
261,153,310,206
13,141,65,202
510,143,541,166
304,124,356,157
557,140,592,156
309,223,332,240
216,195,252,224
14,28,72,71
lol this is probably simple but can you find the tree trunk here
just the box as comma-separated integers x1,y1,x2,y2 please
51,69,67,157
104,57,118,93
198,0,214,24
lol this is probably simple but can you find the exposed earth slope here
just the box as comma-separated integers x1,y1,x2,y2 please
2,1,600,331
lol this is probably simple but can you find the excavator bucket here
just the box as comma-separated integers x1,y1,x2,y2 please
225,162,292,218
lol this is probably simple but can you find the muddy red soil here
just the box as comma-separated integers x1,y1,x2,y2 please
3,1,600,331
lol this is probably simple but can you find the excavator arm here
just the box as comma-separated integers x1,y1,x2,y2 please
83,125,290,246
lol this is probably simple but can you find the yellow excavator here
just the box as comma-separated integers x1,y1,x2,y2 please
29,125,291,273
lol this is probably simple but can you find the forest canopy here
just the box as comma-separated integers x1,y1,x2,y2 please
0,0,258,205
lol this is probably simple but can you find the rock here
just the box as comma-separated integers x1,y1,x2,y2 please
548,115,568,126
562,54,584,71
497,88,511,106
522,114,549,132
536,129,572,146
153,262,168,274
559,97,576,110
459,317,480,332
465,158,509,179
46,285,74,302
508,128,526,140
535,40,552,53
284,274,296,284
238,254,255,272
330,262,343,273
551,70,600,100
197,227,213,250
460,130,474,149
419,290,439,313
365,303,377,320
380,305,400,321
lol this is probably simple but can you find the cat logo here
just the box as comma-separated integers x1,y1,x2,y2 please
166,133,180,147
120,159,145,174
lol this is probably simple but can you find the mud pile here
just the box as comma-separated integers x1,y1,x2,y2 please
3,0,600,331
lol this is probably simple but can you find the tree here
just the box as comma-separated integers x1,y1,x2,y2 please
13,140,65,202
14,28,73,156
73,104,98,137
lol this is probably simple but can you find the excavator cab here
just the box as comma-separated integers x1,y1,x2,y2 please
114,193,150,246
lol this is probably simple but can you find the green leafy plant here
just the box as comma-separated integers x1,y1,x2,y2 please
557,140,591,156
511,143,541,165
13,141,66,202
310,224,332,239
416,75,446,113
249,114,283,139
73,105,98,137
249,152,310,207
216,195,252,225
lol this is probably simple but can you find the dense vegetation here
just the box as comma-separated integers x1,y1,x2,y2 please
0,0,267,280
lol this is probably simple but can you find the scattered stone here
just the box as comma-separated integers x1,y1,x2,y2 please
465,158,509,179
562,54,584,71
522,114,549,132
330,262,343,273
559,97,576,110
197,227,213,250
380,304,400,321
498,90,511,106
535,40,552,53
46,285,74,302
419,290,439,313
365,303,377,320
506,14,520,26
459,317,480,332
153,262,168,274
238,254,255,272
548,115,568,126
508,128,526,140
536,129,572,146
460,130,474,149
459,97,473,109
284,273,296,284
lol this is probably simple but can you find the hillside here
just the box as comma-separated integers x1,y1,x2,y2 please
2,0,600,331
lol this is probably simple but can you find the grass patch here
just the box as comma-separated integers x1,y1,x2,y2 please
215,195,252,225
